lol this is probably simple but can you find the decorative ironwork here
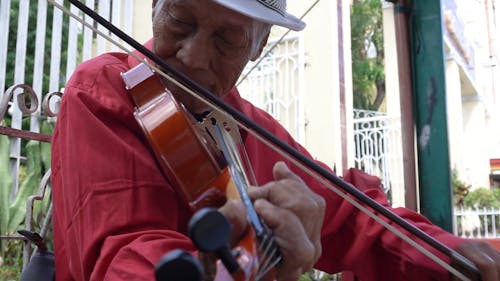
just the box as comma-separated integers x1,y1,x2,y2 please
353,109,404,207
23,169,52,268
1,84,38,123
1,84,62,122
42,92,63,118
0,84,59,268
237,35,305,143
0,84,62,142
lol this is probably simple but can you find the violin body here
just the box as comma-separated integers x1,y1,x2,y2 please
123,63,226,210
122,63,274,281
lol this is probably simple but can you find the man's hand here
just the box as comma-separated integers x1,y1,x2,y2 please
248,161,326,281
215,161,324,281
455,240,500,281
217,197,318,281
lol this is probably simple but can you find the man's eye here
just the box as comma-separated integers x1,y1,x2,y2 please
167,13,194,31
216,33,246,48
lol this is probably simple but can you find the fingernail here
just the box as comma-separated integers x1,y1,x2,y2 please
275,161,289,170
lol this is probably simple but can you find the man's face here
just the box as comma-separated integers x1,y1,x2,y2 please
152,0,268,114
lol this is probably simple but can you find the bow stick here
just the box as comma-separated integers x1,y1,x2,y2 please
47,1,481,280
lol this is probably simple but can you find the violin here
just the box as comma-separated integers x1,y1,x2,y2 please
121,62,281,281
54,1,485,280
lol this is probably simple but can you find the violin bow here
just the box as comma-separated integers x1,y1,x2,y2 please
47,1,481,280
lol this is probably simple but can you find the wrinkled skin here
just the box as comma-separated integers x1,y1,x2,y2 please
218,162,325,281
152,0,269,114
454,241,500,281
150,0,500,280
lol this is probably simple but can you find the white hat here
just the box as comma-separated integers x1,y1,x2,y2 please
212,0,305,31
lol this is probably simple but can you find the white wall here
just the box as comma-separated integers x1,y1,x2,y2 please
132,1,152,43
461,96,491,188
445,60,466,181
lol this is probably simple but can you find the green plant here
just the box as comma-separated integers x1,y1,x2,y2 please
0,239,23,281
462,187,500,208
5,0,83,94
452,169,471,207
452,169,500,208
299,270,340,281
0,135,21,281
351,0,385,111
0,122,53,279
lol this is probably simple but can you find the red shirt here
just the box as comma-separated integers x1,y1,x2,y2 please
52,42,464,281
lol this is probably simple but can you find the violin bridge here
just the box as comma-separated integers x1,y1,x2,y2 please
202,110,241,147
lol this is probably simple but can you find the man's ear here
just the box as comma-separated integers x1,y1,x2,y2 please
251,30,271,61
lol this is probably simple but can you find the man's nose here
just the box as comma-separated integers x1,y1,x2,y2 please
176,33,212,70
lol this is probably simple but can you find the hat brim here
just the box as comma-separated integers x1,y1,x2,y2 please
212,0,305,31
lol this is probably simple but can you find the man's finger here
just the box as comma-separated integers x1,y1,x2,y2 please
254,198,316,273
456,241,500,281
218,200,248,246
272,161,296,181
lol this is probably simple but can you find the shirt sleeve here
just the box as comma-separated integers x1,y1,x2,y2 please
226,91,465,281
51,54,196,281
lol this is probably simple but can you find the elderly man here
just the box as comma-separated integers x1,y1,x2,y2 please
51,0,500,280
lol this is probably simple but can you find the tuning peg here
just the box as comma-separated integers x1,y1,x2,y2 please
155,249,203,281
188,208,240,274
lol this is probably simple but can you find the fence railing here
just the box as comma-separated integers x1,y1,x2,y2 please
353,109,405,207
454,208,500,238
237,34,306,143
1,0,134,270
1,0,134,198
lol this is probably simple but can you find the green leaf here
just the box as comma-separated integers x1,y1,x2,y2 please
7,140,42,233
0,135,12,235
40,121,53,169
351,0,385,110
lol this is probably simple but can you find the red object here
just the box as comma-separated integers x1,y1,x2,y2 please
490,159,500,171
483,239,500,251
52,41,465,281
123,63,265,280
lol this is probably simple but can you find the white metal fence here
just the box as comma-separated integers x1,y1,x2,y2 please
353,110,500,238
353,109,405,207
237,34,306,144
1,0,134,196
454,208,500,238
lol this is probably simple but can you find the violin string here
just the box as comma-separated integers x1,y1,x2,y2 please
215,124,284,277
47,1,475,280
256,235,281,280
213,123,267,236
256,235,274,274
213,122,283,278
256,252,281,281
204,110,259,186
